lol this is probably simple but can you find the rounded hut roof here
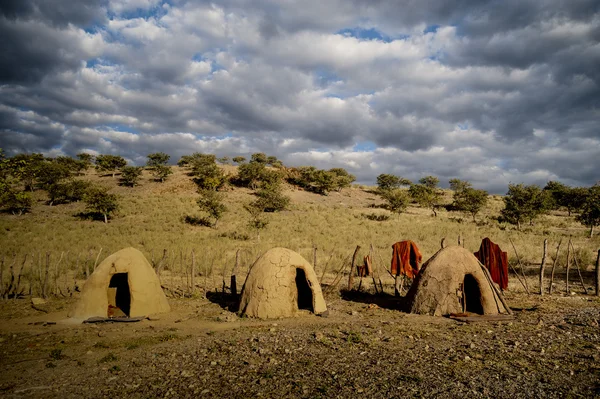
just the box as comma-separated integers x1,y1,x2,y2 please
69,247,170,320
239,247,327,319
405,246,508,316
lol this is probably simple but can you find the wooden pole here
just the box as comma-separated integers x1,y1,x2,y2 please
441,237,446,249
539,239,548,296
508,261,529,293
479,262,513,315
347,245,361,291
369,245,379,295
565,238,571,294
191,249,196,296
313,245,317,273
595,249,600,297
14,254,27,300
509,237,530,294
548,239,562,294
570,241,588,294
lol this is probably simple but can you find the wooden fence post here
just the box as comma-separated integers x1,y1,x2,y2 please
347,246,361,291
595,249,600,297
548,239,562,294
539,239,548,296
43,252,50,299
191,249,196,296
565,238,572,294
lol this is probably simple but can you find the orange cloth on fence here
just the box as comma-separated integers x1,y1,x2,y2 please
474,237,509,290
390,240,422,279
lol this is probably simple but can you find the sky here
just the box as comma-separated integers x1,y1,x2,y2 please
0,0,599,193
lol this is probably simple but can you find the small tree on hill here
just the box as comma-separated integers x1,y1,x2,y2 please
77,153,94,170
120,166,143,187
0,188,32,215
244,203,269,240
36,160,72,190
196,189,227,228
577,184,600,238
146,153,172,182
501,183,551,229
8,153,45,191
329,168,356,191
564,187,589,216
237,162,267,189
95,155,127,177
83,186,119,223
250,153,268,164
449,179,488,222
232,156,246,164
190,154,227,190
381,189,409,213
409,176,442,216
47,180,91,205
377,174,411,192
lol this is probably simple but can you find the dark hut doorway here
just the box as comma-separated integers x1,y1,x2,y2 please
295,268,313,311
109,273,131,317
463,274,484,314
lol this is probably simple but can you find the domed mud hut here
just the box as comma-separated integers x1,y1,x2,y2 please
405,246,510,316
69,247,170,320
239,247,327,319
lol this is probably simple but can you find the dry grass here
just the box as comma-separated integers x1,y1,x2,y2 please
0,166,598,297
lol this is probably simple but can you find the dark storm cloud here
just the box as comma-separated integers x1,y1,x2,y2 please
0,0,599,192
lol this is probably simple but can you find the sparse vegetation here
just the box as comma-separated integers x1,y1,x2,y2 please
120,166,143,187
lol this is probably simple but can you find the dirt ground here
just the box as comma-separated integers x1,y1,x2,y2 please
1,288,600,399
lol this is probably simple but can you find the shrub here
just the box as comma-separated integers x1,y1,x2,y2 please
83,186,119,223
501,183,551,229
577,184,600,238
363,213,391,222
232,156,246,164
47,180,91,205
95,155,127,177
409,176,443,216
196,189,227,228
449,179,488,222
147,153,172,182
120,166,143,187
190,154,227,190
380,188,409,213
1,189,32,215
376,174,411,191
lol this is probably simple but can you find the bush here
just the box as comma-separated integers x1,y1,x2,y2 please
120,166,143,187
1,188,32,215
147,153,172,182
196,189,227,227
409,177,442,216
95,155,127,177
362,213,391,222
252,187,290,212
83,186,119,223
501,183,551,229
190,154,227,190
376,174,411,191
47,180,91,205
449,179,488,222
380,189,409,213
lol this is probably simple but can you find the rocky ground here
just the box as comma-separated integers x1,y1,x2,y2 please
1,292,599,398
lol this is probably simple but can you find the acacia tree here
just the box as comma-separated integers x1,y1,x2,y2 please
449,178,488,222
376,174,411,192
120,166,143,187
83,186,119,223
190,154,227,190
95,155,127,177
409,176,442,216
196,189,227,228
232,156,246,164
501,183,551,229
381,189,409,213
577,184,600,238
147,152,172,182
329,168,356,191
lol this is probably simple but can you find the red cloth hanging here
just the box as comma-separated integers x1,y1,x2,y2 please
474,237,509,290
390,240,422,279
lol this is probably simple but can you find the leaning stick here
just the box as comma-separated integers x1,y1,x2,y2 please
565,238,572,294
508,261,529,293
347,245,361,291
569,240,588,294
509,237,530,294
479,261,513,315
595,249,600,297
548,239,562,294
539,239,548,296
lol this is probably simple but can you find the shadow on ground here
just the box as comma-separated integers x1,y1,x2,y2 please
340,289,406,311
206,291,240,312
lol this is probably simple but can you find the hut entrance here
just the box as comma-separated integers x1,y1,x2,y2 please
295,268,313,311
108,273,131,317
463,274,484,315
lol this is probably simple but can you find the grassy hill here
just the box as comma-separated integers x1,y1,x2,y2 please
0,165,598,297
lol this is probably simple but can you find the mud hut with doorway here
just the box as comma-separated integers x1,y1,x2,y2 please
239,247,327,319
405,246,510,316
69,247,170,320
